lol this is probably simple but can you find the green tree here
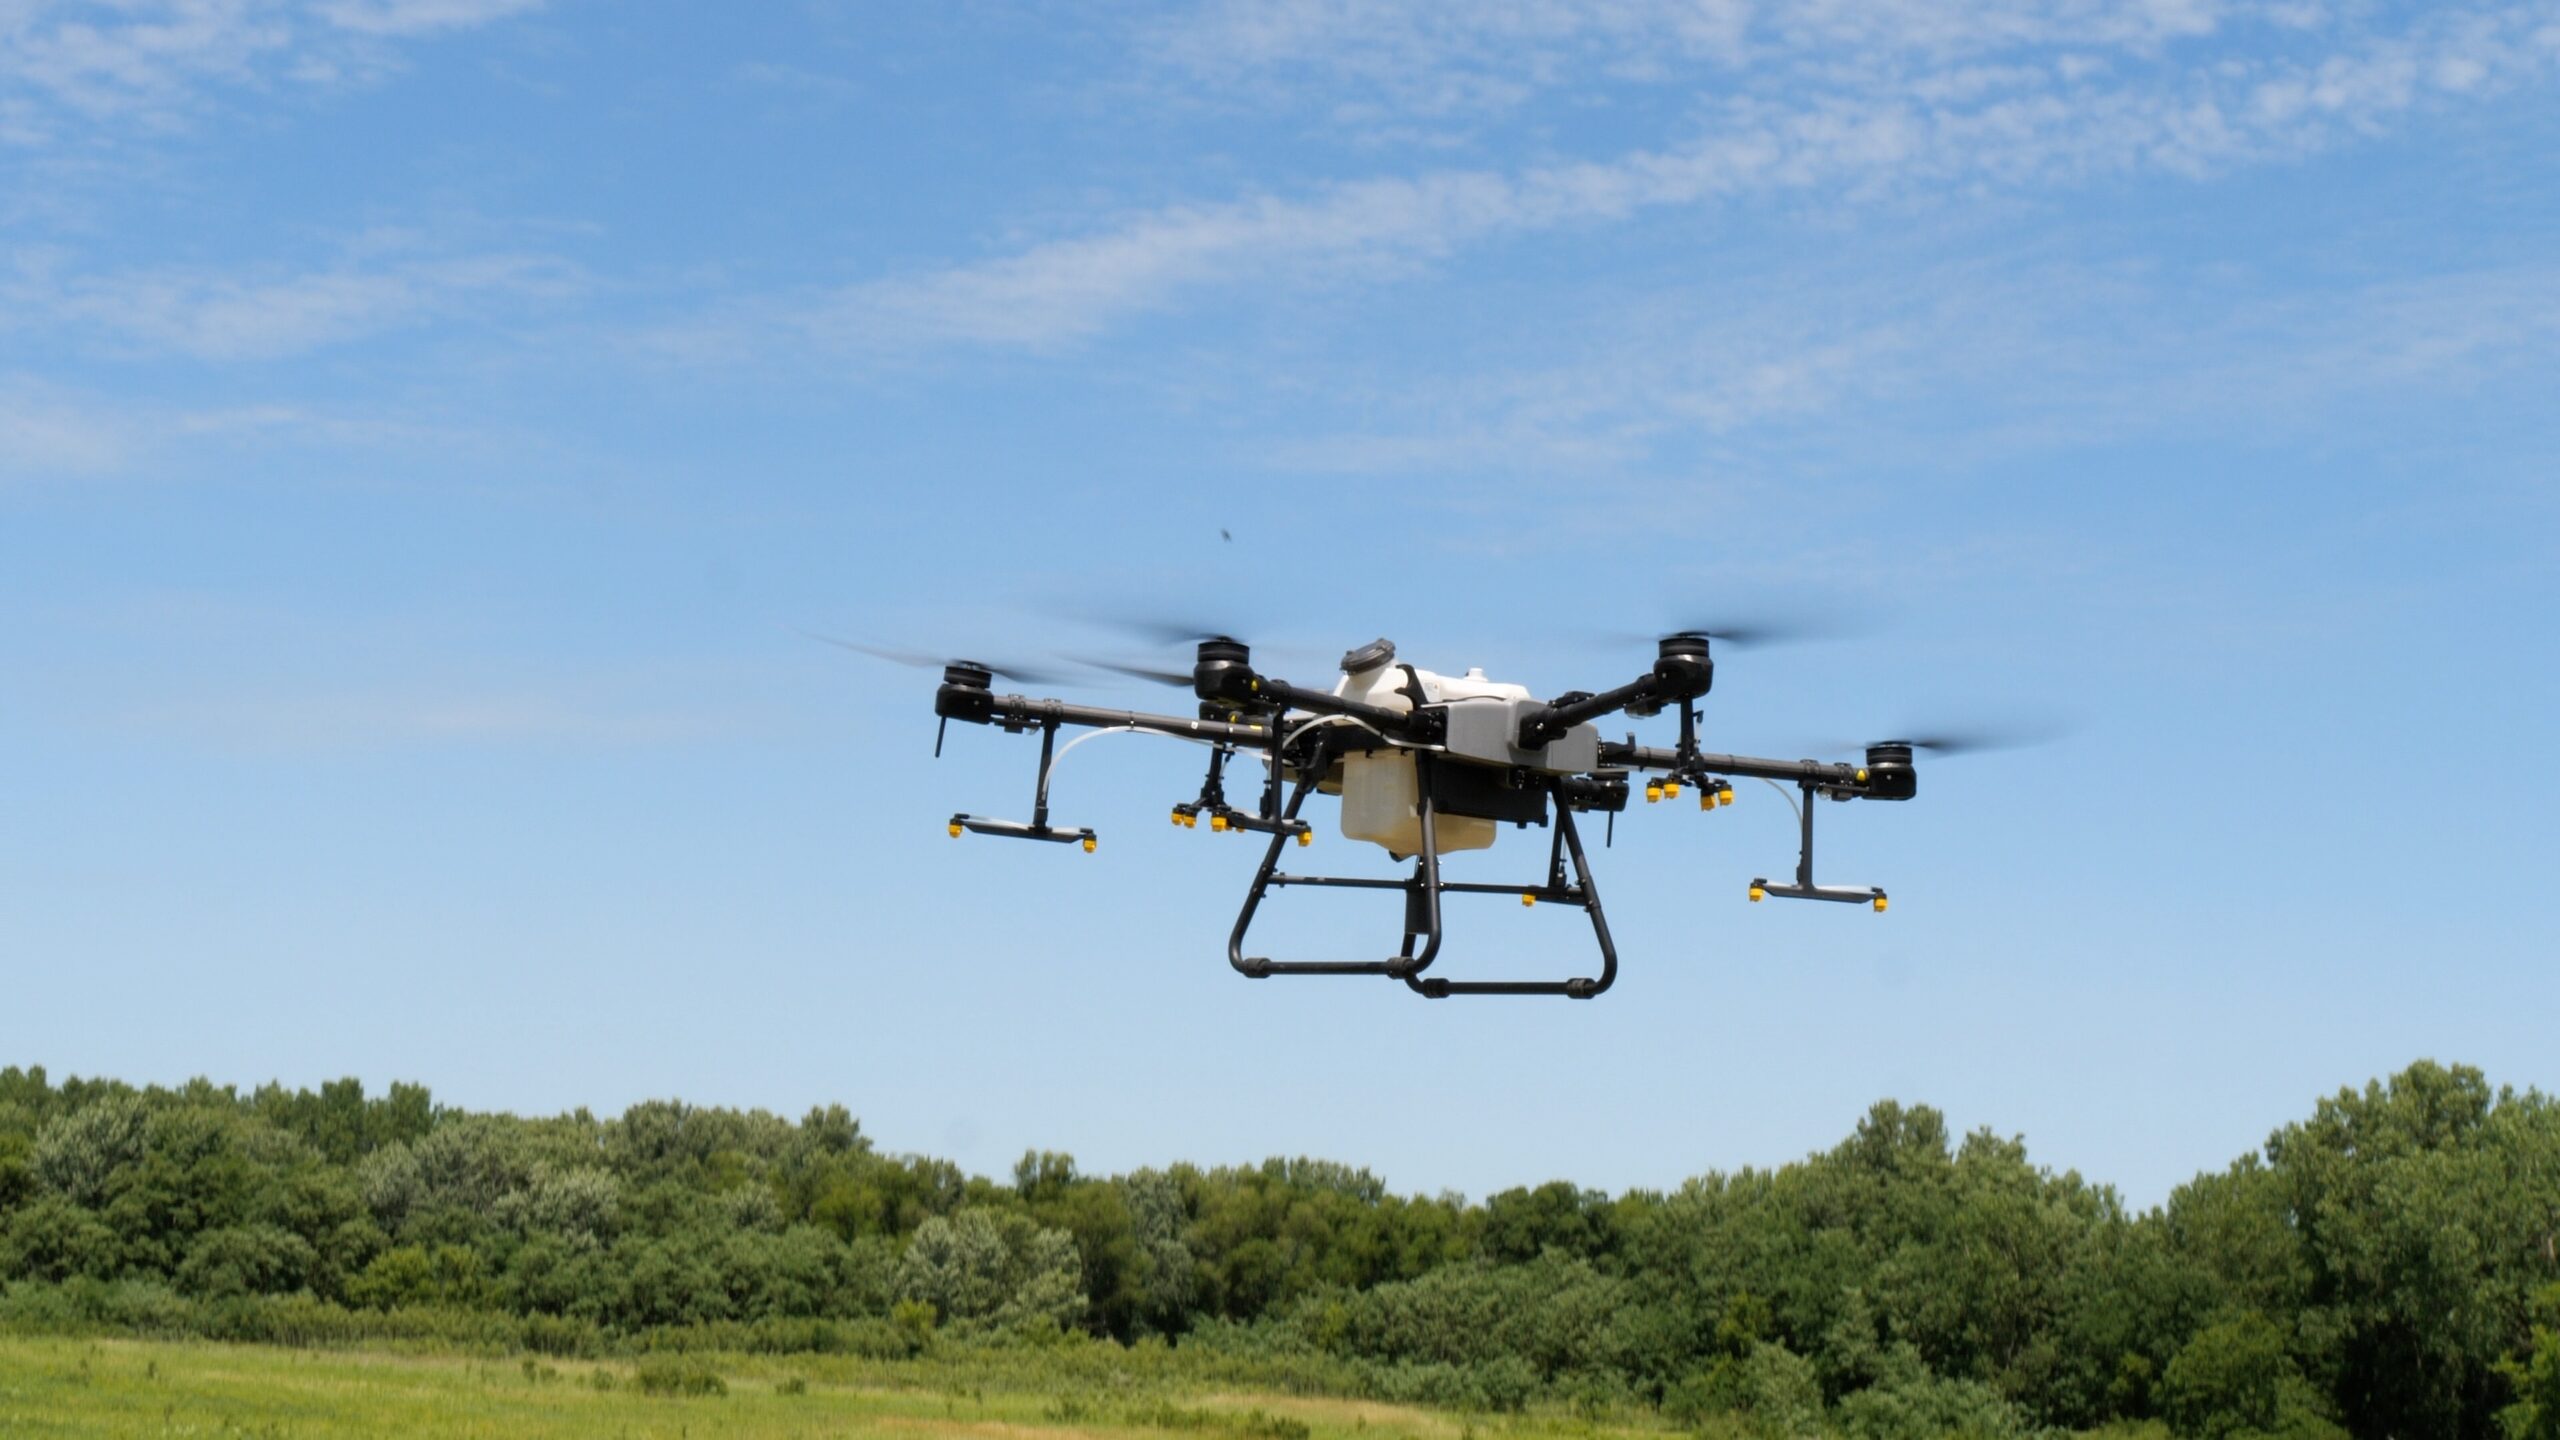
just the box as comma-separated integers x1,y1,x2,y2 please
2268,1062,2560,1440
29,1094,150,1206
2499,1287,2560,1440
2,1195,120,1282
895,1208,1084,1330
1122,1168,1197,1335
2161,1313,2291,1440
1479,1181,1618,1264
176,1224,317,1299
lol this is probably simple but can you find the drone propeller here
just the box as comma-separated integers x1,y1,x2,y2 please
1082,613,1254,647
1822,718,2076,759
1597,603,1863,651
1072,656,1194,688
1659,620,1830,647
799,631,1072,687
1072,610,1339,680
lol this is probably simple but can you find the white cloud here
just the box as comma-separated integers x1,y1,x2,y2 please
1146,0,2253,122
0,0,295,131
0,380,128,477
312,0,543,37
0,0,546,139
15,249,583,359
1249,258,2560,478
822,2,2557,353
0,371,521,484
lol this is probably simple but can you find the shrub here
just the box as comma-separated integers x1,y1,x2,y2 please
2161,1315,2290,1440
519,1312,600,1358
1477,1354,1538,1414
1701,1344,1827,1439
1241,1409,1312,1440
176,1225,316,1300
1837,1351,2038,1440
2,1198,120,1284
633,1353,729,1397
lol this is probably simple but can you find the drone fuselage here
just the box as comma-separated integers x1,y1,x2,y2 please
1310,655,1602,855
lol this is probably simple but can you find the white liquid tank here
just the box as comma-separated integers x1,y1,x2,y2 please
1326,642,1528,856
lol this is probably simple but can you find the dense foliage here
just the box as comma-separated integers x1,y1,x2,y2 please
2,1061,2554,1439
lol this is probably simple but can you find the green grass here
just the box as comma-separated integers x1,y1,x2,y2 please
0,1335,1672,1440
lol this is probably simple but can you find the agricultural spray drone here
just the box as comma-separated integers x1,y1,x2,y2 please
839,627,2021,1000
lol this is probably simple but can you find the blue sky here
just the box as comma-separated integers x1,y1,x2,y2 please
3,0,2556,1209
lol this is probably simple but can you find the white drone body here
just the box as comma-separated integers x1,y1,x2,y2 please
1311,645,1602,856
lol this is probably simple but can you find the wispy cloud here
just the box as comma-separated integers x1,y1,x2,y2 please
1253,257,2560,478
0,0,548,140
312,0,544,38
804,1,2558,354
9,244,584,360
1147,1,2374,124
0,370,522,485
0,378,129,477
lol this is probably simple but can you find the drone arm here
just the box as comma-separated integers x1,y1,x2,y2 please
1231,675,1415,735
954,690,1275,749
1598,740,1871,791
1517,676,1660,748
1517,644,1714,749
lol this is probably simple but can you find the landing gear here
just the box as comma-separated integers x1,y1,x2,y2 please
1226,752,1620,999
1748,779,1887,911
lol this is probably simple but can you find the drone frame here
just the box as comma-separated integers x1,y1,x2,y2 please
924,637,1915,999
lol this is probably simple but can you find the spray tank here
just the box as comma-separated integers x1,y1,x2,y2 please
1321,639,1529,856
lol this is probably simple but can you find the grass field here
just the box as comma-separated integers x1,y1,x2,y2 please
0,1336,1659,1440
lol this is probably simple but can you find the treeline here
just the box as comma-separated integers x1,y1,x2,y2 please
2,1061,2556,1440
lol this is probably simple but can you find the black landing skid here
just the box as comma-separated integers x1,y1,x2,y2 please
1227,753,1619,999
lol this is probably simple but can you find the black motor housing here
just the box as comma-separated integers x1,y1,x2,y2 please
933,662,997,723
1863,742,1917,800
1193,637,1260,705
1651,633,1714,700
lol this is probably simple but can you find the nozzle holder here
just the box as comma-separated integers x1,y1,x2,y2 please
1748,878,1887,906
952,815,1097,846
1751,777,1889,908
1206,806,1312,841
946,714,1098,851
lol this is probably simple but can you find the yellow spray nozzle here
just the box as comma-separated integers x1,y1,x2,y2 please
1662,781,1681,799
1295,829,1312,847
1209,813,1228,832
1520,893,1536,907
1644,783,1663,804
1720,787,1735,806
1872,895,1887,913
1748,885,1766,903
1083,836,1097,854
948,822,963,838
